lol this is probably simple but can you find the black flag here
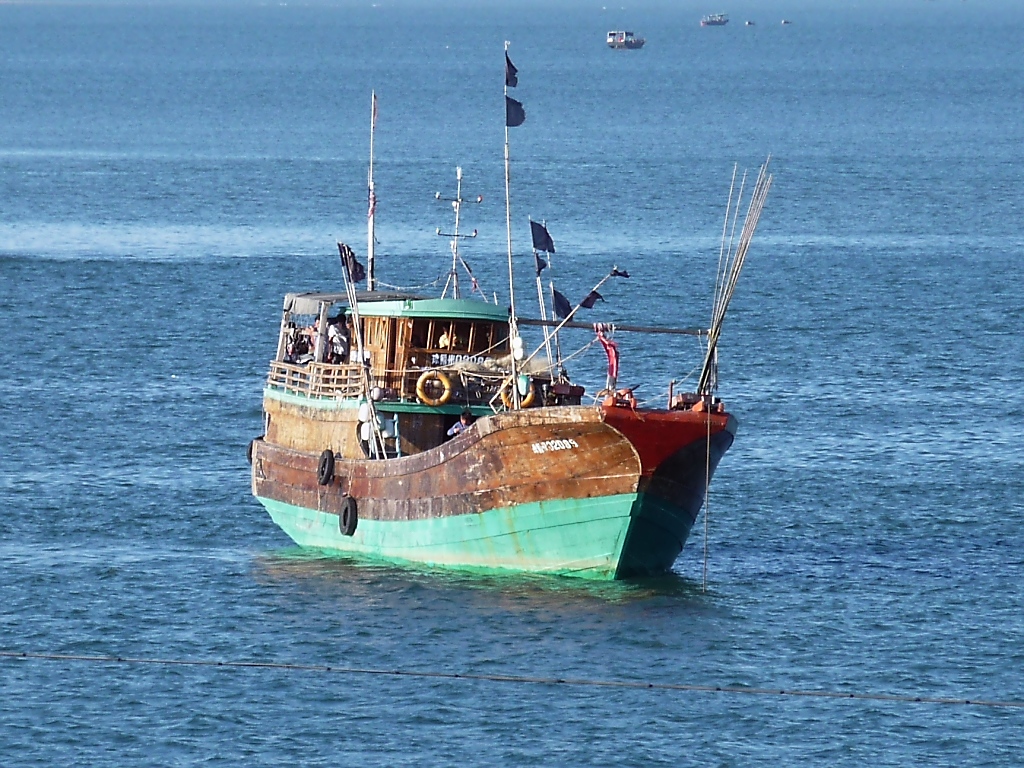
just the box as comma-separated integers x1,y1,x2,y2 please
506,96,526,127
580,290,604,309
530,220,555,253
610,267,630,278
338,242,366,283
534,252,547,277
553,289,572,320
505,53,519,88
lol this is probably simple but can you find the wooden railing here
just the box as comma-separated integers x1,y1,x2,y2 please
267,361,364,400
268,360,515,406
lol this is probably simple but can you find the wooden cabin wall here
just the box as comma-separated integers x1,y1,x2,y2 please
265,397,362,458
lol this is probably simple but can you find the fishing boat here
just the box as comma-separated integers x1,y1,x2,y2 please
606,31,645,49
701,13,729,26
248,56,772,580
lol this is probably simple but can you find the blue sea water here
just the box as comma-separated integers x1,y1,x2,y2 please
2,1,1023,764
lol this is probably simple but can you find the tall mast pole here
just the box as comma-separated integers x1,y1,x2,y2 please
504,41,522,409
367,90,377,292
531,222,553,373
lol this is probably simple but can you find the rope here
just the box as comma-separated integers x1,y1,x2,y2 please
373,275,444,292
2,651,1020,709
703,411,711,592
558,337,600,367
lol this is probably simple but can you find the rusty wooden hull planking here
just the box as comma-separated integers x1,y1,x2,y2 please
252,398,736,579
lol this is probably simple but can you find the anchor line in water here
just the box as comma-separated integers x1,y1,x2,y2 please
2,651,1021,710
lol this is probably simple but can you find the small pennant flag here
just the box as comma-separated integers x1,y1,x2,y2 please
506,96,526,127
505,53,519,88
553,289,572,320
534,252,547,277
580,290,604,309
610,267,630,278
530,220,555,253
338,242,366,283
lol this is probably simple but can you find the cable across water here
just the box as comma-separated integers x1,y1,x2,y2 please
2,651,1020,710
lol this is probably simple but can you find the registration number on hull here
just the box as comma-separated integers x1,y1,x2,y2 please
531,438,579,454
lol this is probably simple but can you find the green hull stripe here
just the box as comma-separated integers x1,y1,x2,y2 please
256,494,643,579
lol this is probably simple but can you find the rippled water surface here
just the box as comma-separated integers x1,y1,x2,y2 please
2,2,1023,764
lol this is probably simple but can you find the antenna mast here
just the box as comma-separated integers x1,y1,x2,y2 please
436,167,481,299
367,91,378,292
504,41,522,408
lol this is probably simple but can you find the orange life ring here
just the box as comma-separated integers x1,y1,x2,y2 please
416,369,453,406
500,378,536,409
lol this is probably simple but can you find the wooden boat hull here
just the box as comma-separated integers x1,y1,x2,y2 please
251,404,736,579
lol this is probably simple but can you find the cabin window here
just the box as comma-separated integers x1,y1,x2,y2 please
411,319,429,349
429,321,452,350
468,324,488,354
407,319,509,355
449,322,471,352
493,328,510,353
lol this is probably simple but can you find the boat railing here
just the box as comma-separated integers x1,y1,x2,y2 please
268,360,542,406
267,361,364,400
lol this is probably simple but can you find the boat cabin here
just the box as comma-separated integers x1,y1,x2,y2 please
268,291,517,402
263,291,586,459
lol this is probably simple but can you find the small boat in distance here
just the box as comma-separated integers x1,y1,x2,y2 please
606,30,645,49
781,19,792,25
701,13,729,26
745,20,755,26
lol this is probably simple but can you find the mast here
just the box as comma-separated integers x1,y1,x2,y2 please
437,167,481,299
530,219,554,373
534,248,552,372
367,91,377,292
504,41,522,409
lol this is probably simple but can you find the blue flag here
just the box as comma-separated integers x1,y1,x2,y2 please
505,53,519,88
553,289,572,320
338,242,366,283
530,220,555,253
506,96,526,127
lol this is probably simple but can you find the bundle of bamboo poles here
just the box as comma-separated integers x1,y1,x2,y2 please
696,157,773,396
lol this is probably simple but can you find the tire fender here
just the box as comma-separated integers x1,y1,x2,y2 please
317,449,335,486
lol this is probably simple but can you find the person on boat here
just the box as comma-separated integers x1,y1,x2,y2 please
300,324,318,360
327,318,350,363
285,324,311,363
446,409,475,438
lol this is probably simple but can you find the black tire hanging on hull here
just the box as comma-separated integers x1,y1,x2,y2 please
317,449,335,486
340,496,358,536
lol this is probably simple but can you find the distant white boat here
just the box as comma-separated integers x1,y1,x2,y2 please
745,20,754,26
781,19,792,25
606,30,645,49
